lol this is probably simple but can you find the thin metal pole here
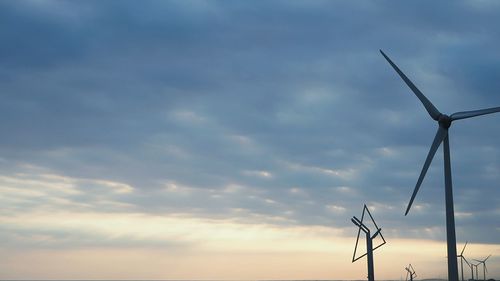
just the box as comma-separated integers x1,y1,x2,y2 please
443,135,459,281
366,232,374,281
460,258,464,281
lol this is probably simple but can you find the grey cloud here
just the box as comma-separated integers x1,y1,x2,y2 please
0,0,499,246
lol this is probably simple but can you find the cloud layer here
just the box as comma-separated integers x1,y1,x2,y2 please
1,0,500,278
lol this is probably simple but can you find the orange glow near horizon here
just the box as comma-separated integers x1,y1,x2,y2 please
1,211,499,280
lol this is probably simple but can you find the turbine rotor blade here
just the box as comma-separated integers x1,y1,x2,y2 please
461,241,468,255
405,126,447,215
451,106,500,121
484,254,491,261
380,50,441,120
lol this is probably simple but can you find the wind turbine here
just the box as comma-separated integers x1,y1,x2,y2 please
457,241,470,281
380,50,500,281
405,264,417,281
467,261,474,281
351,204,386,281
473,262,480,280
473,255,491,281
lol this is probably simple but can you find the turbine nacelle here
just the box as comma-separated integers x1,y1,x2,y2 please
438,114,452,129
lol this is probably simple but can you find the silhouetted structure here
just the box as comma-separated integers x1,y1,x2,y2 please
405,264,417,281
473,255,492,281
457,242,470,281
473,262,480,280
469,262,475,281
351,204,386,281
380,49,500,281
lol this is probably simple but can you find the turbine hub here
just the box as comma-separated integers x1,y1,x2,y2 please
438,114,452,128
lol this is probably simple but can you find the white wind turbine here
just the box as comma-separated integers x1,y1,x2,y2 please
380,50,500,281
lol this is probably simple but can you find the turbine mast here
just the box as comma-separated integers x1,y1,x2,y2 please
443,136,459,281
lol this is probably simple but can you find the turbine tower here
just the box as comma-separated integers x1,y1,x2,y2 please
457,241,470,281
473,255,491,281
380,50,500,281
405,264,417,281
351,204,386,281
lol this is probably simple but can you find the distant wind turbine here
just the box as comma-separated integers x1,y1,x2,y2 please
473,262,480,280
469,261,475,281
473,255,491,281
457,241,470,281
464,259,478,281
380,50,500,281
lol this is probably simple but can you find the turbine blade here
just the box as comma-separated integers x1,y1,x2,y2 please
405,126,447,215
460,241,468,255
380,50,441,120
451,106,500,121
463,256,470,266
473,259,481,262
484,254,491,261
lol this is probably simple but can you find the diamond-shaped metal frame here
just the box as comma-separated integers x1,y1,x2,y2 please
352,204,386,262
405,263,416,281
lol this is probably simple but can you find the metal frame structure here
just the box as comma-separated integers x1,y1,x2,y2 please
405,264,417,281
351,204,386,281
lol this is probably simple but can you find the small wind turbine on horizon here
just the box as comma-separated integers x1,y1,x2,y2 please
472,262,480,280
457,241,470,281
473,255,491,281
351,204,386,281
405,264,417,281
468,260,475,281
380,49,500,281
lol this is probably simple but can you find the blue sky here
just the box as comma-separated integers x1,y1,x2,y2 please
0,1,499,279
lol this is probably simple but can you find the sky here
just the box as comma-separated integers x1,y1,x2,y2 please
1,0,500,280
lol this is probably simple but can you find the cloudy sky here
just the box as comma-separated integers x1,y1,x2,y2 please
1,1,500,279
